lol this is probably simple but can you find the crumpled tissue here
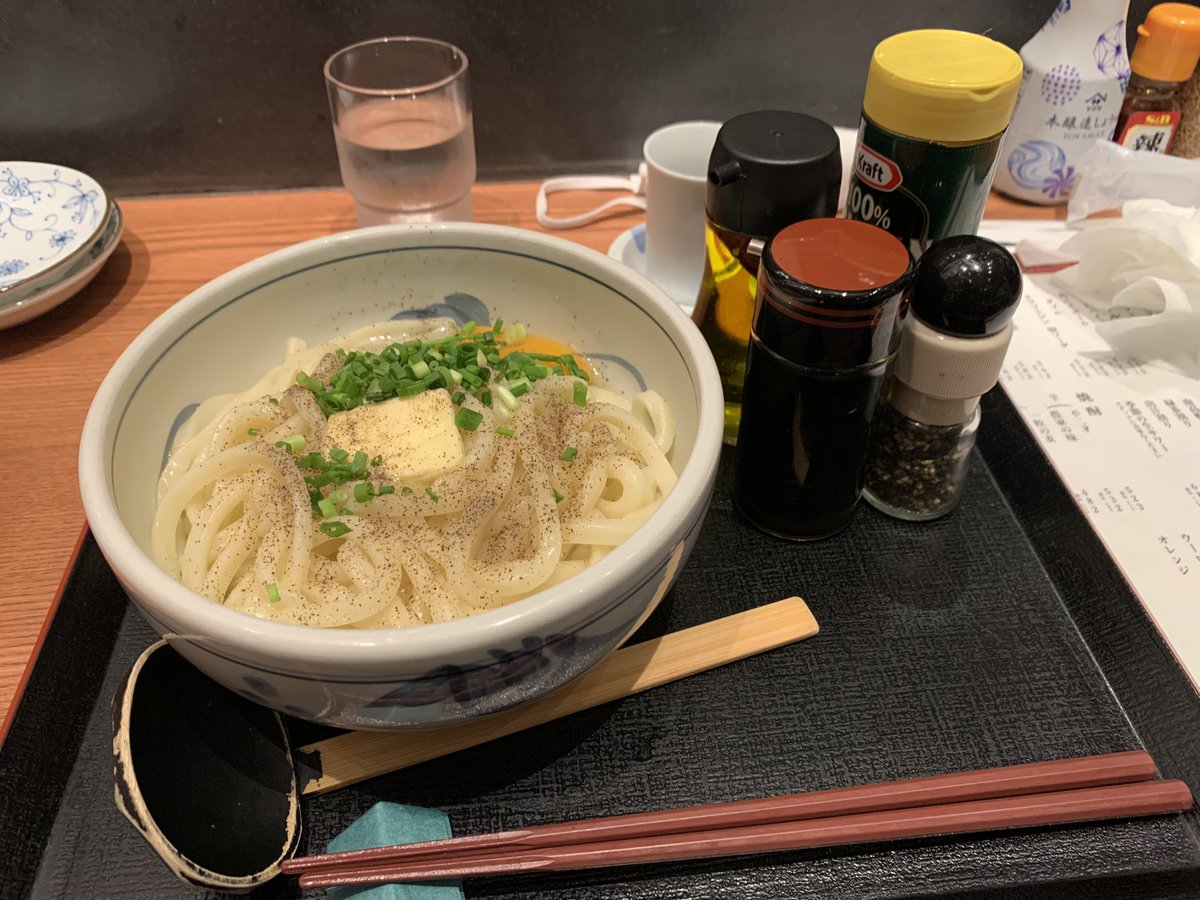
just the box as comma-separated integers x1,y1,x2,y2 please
1015,199,1200,378
326,802,465,900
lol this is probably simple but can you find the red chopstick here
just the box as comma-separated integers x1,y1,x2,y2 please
283,751,1162,880
299,779,1192,887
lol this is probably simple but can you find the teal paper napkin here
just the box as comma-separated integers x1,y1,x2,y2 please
327,802,465,900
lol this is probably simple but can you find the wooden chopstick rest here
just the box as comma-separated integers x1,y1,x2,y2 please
295,596,820,795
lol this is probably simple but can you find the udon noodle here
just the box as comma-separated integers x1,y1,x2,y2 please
152,318,677,628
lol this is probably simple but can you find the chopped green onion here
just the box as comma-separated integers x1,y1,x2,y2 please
275,434,307,453
480,389,492,407
327,488,349,505
329,447,349,463
317,497,337,517
377,485,396,496
247,428,261,437
455,407,484,431
402,487,414,495
268,398,279,406
509,322,527,343
495,384,519,410
451,390,466,405
553,489,564,504
450,369,463,385
395,381,427,398
370,454,383,467
319,521,352,538
352,450,369,472
353,482,374,503
492,318,504,334
266,583,281,603
425,487,439,503
509,381,530,398
560,447,578,461
461,320,477,335
297,452,325,469
477,349,487,367
573,381,588,407
495,426,515,437
410,359,431,379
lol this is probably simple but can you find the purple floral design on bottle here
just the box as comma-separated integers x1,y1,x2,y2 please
1007,139,1077,199
1094,20,1131,91
1041,164,1077,198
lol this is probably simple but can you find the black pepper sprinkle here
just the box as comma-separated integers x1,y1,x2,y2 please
864,404,972,515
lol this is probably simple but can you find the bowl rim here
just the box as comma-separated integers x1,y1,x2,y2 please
79,221,723,668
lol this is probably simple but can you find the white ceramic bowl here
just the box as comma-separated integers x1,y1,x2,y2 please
80,222,723,729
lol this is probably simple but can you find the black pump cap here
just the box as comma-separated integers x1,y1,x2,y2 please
705,111,841,237
911,235,1023,337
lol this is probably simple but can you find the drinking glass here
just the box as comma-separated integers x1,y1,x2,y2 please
324,37,476,226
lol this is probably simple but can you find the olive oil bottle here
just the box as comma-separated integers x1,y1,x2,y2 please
691,221,758,441
690,112,841,444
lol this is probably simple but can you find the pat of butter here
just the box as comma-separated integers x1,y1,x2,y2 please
325,392,464,483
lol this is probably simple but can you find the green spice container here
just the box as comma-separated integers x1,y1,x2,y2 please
846,30,1023,258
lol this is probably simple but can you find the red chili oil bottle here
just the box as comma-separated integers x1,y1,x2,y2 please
733,218,913,541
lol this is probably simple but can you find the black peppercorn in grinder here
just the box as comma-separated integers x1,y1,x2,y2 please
863,235,1023,521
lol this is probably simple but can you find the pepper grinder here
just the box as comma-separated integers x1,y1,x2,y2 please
863,235,1023,521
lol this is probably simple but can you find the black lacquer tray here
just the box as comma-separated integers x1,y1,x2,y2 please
2,390,1199,899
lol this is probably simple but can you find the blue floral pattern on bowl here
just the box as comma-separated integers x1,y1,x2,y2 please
0,162,106,290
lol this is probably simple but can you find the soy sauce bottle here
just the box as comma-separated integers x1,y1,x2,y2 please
733,218,914,540
691,111,841,445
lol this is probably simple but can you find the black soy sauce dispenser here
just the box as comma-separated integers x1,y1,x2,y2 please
863,235,1023,521
733,218,914,541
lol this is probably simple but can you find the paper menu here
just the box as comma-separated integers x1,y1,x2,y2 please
999,278,1200,690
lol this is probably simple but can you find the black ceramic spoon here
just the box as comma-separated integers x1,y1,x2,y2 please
112,641,300,891
111,599,817,890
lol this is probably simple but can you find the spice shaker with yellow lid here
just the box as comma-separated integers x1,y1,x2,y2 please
846,30,1022,258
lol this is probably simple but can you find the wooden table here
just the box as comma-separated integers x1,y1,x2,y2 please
0,181,1057,734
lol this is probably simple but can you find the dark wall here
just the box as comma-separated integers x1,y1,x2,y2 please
3,0,1155,196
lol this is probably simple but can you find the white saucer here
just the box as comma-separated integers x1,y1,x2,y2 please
607,224,696,315
0,200,123,330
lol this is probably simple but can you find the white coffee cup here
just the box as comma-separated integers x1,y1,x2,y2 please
641,120,721,304
535,120,721,305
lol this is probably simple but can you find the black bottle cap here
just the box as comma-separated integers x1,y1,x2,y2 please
911,235,1023,337
705,111,841,237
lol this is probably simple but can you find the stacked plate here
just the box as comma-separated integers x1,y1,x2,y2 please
0,161,123,330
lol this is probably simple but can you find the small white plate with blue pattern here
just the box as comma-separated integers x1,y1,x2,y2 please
607,224,695,315
0,161,116,328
